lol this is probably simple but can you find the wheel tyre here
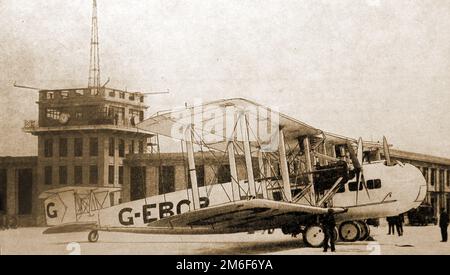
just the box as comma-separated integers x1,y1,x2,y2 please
88,230,99,243
303,225,325,248
356,221,370,241
339,221,361,242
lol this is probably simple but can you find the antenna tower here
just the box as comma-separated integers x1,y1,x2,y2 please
88,0,100,88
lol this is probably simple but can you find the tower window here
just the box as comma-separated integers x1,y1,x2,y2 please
139,140,144,154
74,166,82,185
89,165,98,185
119,139,125,157
60,90,69,99
59,166,67,185
44,139,53,158
74,138,83,157
119,166,124,185
130,140,135,154
109,137,115,157
108,165,115,185
89,137,98,157
59,138,68,157
46,92,54,99
46,108,61,120
44,166,52,185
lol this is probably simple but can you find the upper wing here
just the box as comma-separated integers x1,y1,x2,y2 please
140,199,346,234
137,98,323,152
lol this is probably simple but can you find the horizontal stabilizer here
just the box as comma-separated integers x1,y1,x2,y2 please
43,222,98,234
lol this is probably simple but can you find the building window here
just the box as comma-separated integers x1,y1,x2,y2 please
46,91,54,99
44,139,53,158
59,138,68,157
44,166,52,185
108,166,115,185
59,166,67,185
130,140,135,154
75,89,84,96
119,139,125,157
109,90,116,97
90,88,99,96
140,96,144,103
447,171,450,187
74,138,83,157
130,167,146,200
60,90,69,99
139,140,144,154
119,92,125,99
18,169,32,215
119,166,124,185
188,165,205,188
430,168,436,186
109,137,115,157
74,166,82,185
46,108,61,120
89,165,98,185
129,94,135,101
440,169,445,186
89,137,98,157
0,169,7,213
218,165,231,184
159,166,175,194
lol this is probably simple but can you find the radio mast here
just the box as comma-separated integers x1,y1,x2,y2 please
88,0,100,88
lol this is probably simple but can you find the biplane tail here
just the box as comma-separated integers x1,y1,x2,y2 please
39,186,121,233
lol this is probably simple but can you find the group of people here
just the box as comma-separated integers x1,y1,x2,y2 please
386,214,404,236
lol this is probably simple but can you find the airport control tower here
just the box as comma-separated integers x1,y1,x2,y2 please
22,1,154,224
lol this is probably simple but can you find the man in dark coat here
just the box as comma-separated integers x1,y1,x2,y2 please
320,209,336,252
387,216,395,235
439,209,449,242
395,214,404,236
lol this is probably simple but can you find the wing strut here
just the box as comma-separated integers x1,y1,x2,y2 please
227,141,241,201
302,136,315,204
185,125,201,210
278,128,292,202
240,112,257,198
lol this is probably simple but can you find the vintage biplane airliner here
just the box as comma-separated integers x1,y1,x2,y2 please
40,98,427,247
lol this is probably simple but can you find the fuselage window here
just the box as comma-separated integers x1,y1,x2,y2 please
348,181,363,191
367,179,382,189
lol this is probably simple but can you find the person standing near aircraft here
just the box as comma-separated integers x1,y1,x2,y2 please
387,216,395,235
439,209,449,242
395,214,404,236
320,208,336,252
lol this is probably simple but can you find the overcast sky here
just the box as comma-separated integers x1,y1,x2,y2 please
0,0,449,157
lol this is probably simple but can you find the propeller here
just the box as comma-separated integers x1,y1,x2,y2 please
346,138,371,205
383,136,393,166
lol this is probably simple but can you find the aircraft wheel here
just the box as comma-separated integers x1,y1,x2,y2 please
88,230,99,243
356,221,370,241
303,225,325,248
339,221,361,242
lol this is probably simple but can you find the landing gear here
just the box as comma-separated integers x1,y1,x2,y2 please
88,230,99,243
303,225,325,248
339,221,360,242
356,221,370,241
